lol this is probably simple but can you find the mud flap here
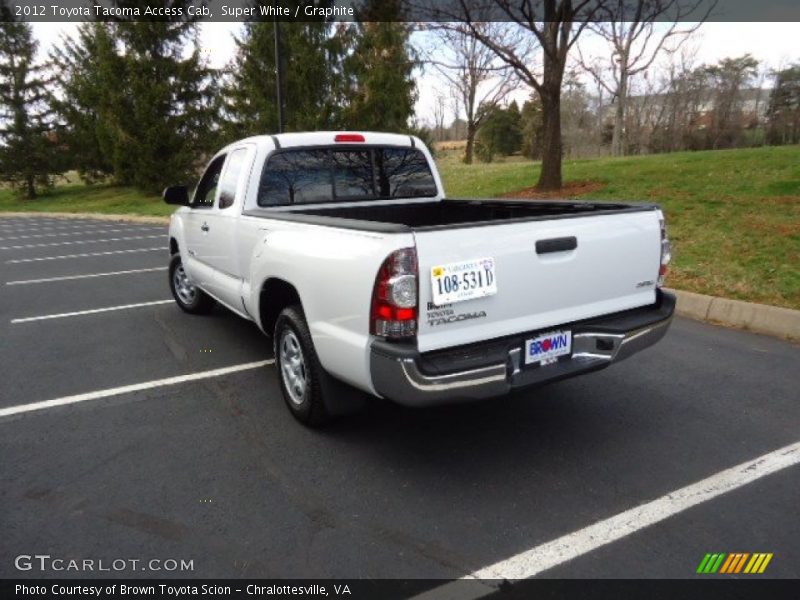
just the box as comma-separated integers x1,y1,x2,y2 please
319,369,369,417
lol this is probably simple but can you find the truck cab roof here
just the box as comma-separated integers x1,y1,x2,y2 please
229,131,419,153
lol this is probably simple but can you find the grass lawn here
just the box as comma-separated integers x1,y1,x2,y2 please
0,182,167,217
1,145,798,309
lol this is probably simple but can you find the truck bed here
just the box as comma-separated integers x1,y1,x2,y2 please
245,199,656,232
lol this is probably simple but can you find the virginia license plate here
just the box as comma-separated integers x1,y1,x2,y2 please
525,330,572,365
430,257,497,305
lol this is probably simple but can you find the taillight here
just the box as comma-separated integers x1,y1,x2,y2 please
658,216,671,287
371,248,418,339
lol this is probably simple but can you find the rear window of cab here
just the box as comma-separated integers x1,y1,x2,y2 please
257,147,438,206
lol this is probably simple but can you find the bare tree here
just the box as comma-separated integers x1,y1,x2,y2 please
431,0,603,190
648,41,704,152
432,92,448,141
623,68,663,154
750,64,770,143
577,0,713,156
560,71,597,158
449,89,465,139
424,23,514,163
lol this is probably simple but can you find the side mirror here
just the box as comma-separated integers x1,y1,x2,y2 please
163,185,189,206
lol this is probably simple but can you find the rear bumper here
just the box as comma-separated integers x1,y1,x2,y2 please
370,290,675,407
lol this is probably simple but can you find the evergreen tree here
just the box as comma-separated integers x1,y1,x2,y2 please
767,63,800,146
342,0,417,132
224,0,416,137
0,18,58,198
701,55,759,150
475,102,523,162
105,2,220,191
50,23,121,182
505,100,522,152
224,5,345,138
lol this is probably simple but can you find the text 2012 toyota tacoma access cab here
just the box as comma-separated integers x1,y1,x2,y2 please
164,132,674,426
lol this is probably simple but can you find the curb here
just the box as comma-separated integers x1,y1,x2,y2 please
667,288,799,343
0,211,169,225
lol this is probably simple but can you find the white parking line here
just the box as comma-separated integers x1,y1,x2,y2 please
11,300,174,323
0,234,164,250
0,227,162,241
412,441,800,599
0,219,62,224
0,223,120,231
6,267,167,286
0,224,163,234
0,360,274,419
6,247,163,263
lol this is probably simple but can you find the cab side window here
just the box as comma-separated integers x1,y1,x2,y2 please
193,155,226,208
217,148,248,210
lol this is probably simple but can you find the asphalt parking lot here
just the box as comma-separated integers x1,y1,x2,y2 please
0,215,798,587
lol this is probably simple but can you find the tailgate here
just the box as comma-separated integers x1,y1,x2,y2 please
414,210,662,353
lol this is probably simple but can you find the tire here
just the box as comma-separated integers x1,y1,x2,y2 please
169,253,215,314
274,305,330,427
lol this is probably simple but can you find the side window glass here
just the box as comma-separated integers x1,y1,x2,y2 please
193,155,225,208
218,148,248,210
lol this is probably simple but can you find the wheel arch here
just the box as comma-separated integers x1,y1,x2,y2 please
259,277,302,336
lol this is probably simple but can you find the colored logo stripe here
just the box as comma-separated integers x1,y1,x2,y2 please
744,553,774,574
720,553,749,573
697,552,773,574
719,553,736,573
697,553,726,573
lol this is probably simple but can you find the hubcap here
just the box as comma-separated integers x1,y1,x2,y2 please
173,264,196,305
280,329,307,406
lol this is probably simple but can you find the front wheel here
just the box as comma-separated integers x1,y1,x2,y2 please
274,305,330,427
169,254,215,314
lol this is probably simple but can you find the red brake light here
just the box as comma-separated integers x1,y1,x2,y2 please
395,308,415,320
371,248,418,339
335,133,365,143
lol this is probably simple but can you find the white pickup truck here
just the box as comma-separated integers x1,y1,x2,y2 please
164,131,674,426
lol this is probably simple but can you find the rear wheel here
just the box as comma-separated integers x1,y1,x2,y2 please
169,254,215,314
274,305,330,427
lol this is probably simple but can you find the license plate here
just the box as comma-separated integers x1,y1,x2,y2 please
430,257,497,306
525,330,572,365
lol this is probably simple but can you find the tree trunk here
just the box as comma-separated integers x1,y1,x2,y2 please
537,89,562,191
611,70,628,156
535,15,566,192
464,121,476,164
25,175,36,200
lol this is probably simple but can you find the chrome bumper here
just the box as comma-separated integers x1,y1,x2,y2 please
370,291,675,407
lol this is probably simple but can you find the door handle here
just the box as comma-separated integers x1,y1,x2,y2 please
201,223,209,232
536,236,577,254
